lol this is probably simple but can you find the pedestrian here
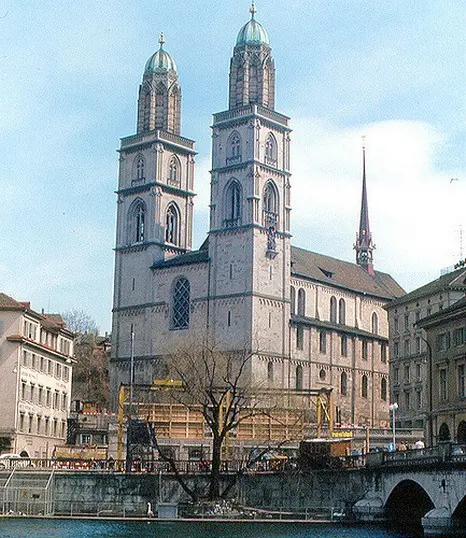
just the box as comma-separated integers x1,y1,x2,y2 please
147,501,154,518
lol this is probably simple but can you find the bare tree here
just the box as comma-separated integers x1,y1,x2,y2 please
72,333,109,405
62,309,99,335
156,339,269,501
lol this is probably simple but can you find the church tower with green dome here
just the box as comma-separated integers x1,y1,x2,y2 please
207,2,293,381
110,35,196,399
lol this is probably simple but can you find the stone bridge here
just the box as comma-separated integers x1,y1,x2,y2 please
354,444,466,537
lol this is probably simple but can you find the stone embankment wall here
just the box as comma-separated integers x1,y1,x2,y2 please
53,470,369,516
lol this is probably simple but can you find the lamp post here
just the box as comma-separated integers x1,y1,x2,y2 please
389,403,399,450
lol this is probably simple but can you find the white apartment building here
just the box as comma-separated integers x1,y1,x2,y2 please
0,293,74,459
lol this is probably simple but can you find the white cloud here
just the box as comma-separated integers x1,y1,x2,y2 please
290,117,465,291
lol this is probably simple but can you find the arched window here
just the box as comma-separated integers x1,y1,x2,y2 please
128,199,145,244
381,378,387,401
457,421,466,444
263,180,279,226
265,133,277,165
227,132,241,163
165,203,180,245
372,312,379,335
330,296,337,323
172,278,190,329
290,286,296,315
155,83,166,129
339,299,346,325
297,288,306,316
225,180,241,226
134,154,145,183
267,361,274,383
168,155,181,186
296,365,303,391
361,374,368,399
340,372,348,396
438,422,451,442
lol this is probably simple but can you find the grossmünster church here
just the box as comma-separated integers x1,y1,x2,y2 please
110,4,404,428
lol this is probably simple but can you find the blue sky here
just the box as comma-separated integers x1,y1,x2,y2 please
1,0,464,333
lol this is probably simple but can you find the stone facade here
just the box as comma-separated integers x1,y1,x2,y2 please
418,296,466,445
110,9,404,429
386,268,466,436
0,293,74,458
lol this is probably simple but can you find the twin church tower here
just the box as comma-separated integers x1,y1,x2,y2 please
110,5,402,426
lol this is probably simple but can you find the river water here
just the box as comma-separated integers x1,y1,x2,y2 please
0,519,422,538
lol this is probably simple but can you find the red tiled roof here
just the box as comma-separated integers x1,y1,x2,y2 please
0,292,26,310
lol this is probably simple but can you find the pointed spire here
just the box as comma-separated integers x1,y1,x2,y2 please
354,137,375,275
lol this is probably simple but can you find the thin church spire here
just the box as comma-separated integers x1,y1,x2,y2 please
354,138,375,275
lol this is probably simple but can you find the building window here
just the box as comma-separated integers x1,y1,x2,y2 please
371,312,379,335
44,417,49,435
404,364,410,383
171,278,190,329
28,415,33,434
21,382,26,400
22,350,28,366
439,368,448,401
38,386,43,405
133,154,145,183
458,364,465,398
53,419,58,437
415,337,421,354
404,313,410,331
381,342,387,362
319,368,326,381
362,340,368,360
319,331,327,354
453,327,466,347
330,296,337,323
404,340,410,356
393,341,399,358
19,413,25,432
416,390,422,408
165,203,180,245
30,384,35,403
340,372,348,396
63,366,69,382
128,199,145,244
394,367,399,384
168,155,181,186
381,378,387,401
297,288,306,316
37,416,42,434
265,132,277,165
405,391,411,410
227,131,241,163
290,286,296,315
295,365,303,390
267,361,274,383
394,316,399,333
263,180,279,227
225,180,242,227
416,363,422,381
340,335,348,356
296,326,304,350
338,299,346,325
46,388,51,407
436,332,450,351
361,375,368,399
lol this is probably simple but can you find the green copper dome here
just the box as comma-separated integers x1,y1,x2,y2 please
236,3,269,46
145,33,178,74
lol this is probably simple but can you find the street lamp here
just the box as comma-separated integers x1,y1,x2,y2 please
389,403,399,450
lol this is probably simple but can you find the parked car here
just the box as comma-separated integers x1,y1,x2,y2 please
0,453,35,470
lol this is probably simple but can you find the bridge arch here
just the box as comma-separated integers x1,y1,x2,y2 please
385,479,434,526
452,495,466,525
